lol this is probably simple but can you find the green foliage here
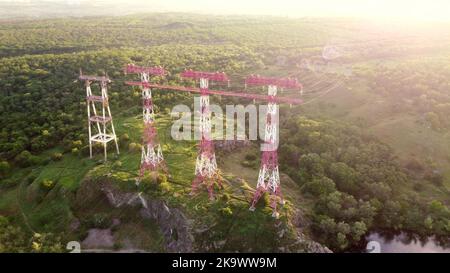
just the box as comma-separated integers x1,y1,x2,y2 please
303,176,336,196
71,147,79,156
220,207,233,217
139,172,171,194
51,152,63,161
30,233,64,253
113,160,123,168
0,160,10,177
277,114,450,250
221,193,231,203
158,180,172,193
87,213,112,229
15,150,39,167
121,133,130,142
0,216,27,252
128,142,140,152
0,216,63,253
0,13,449,252
40,179,55,190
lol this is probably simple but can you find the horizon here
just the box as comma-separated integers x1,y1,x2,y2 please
1,0,450,23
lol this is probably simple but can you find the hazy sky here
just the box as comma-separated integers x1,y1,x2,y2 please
4,0,450,22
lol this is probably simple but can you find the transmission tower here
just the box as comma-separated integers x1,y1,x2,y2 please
125,71,302,206
181,70,229,199
124,64,167,180
246,75,302,218
79,71,119,161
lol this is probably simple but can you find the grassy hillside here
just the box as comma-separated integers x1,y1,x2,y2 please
0,13,449,252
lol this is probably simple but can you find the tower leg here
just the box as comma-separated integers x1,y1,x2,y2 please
83,77,118,162
107,105,120,155
103,140,107,162
191,176,202,195
88,121,93,158
207,178,215,200
249,186,265,211
269,193,280,218
275,186,285,206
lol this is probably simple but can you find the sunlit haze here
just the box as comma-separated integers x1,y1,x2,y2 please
3,0,450,22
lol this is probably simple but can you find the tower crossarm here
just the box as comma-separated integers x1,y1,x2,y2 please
181,70,229,82
245,74,302,90
125,82,303,105
79,75,111,83
124,64,166,76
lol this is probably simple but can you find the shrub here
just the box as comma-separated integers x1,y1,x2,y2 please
71,148,79,156
128,142,141,152
113,161,122,168
41,179,55,190
15,150,33,167
88,213,112,229
221,193,231,202
51,153,63,161
121,133,130,142
158,181,172,193
0,161,10,178
220,207,233,217
72,140,82,149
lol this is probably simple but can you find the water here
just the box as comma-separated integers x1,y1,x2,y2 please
365,232,450,253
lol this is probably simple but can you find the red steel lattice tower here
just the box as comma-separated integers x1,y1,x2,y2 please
125,71,303,205
79,72,119,161
124,64,167,179
181,70,229,199
246,75,302,218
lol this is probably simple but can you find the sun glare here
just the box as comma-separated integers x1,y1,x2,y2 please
132,0,450,23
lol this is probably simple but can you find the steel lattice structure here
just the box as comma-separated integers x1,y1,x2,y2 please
79,72,119,161
124,64,167,180
181,70,229,199
126,71,302,215
246,75,302,218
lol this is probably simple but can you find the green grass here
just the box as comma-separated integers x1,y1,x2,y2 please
34,155,98,192
0,102,299,251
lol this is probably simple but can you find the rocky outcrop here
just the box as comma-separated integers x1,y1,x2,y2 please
76,178,330,253
78,179,194,253
103,185,194,252
289,209,332,253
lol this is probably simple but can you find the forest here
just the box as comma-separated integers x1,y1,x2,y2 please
0,13,449,252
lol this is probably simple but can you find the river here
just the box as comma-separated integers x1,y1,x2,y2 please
365,232,449,253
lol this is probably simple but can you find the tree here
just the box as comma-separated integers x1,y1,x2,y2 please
71,147,79,155
0,160,10,177
351,221,367,241
299,153,325,178
303,176,336,196
121,133,130,142
51,152,63,161
15,150,33,167
0,216,27,252
328,162,358,194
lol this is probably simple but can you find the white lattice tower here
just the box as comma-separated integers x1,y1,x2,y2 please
192,78,221,199
139,71,166,179
250,85,284,218
84,77,119,161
